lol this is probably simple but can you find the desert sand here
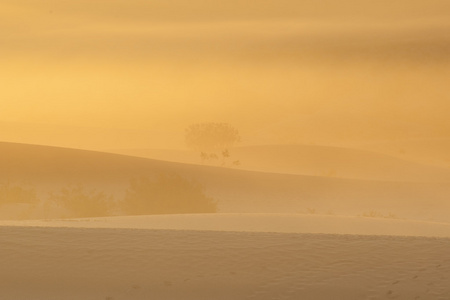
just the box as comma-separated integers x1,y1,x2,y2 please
2,0,450,298
1,214,450,300
2,142,450,299
2,139,450,299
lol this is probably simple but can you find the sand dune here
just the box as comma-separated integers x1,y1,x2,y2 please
4,140,450,298
2,0,449,299
110,144,450,181
3,213,450,238
2,142,450,222
354,138,450,168
1,222,449,300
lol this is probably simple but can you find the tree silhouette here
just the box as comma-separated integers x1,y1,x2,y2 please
185,122,240,165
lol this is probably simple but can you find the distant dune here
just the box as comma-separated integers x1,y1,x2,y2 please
110,144,450,182
354,138,450,168
2,142,450,222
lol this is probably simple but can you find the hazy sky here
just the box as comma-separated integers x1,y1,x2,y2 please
1,0,449,149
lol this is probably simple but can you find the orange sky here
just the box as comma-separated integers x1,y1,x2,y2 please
1,0,449,149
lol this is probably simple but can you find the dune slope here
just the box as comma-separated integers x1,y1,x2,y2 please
1,225,449,300
110,144,450,182
2,142,450,222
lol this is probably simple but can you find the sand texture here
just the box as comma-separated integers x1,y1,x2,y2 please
1,225,449,300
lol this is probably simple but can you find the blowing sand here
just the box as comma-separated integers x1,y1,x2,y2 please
1,214,450,300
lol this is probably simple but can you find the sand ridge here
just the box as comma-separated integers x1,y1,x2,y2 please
3,213,450,238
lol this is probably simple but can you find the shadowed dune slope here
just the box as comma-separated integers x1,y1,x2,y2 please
110,144,450,182
2,142,450,222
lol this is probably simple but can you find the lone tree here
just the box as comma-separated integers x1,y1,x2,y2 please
185,122,240,165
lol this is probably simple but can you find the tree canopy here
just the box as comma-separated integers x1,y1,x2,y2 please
185,122,240,153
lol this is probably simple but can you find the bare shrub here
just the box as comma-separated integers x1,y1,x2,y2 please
360,210,397,219
49,185,113,218
122,173,217,215
0,181,37,205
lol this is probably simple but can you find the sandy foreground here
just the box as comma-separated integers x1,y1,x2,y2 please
1,214,450,300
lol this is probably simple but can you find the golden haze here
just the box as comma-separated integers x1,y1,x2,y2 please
2,2,450,299
1,0,449,149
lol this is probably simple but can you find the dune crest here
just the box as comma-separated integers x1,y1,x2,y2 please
3,213,450,238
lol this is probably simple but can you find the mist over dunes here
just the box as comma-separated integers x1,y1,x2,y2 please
1,0,449,149
2,142,450,222
2,0,450,298
111,144,450,181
